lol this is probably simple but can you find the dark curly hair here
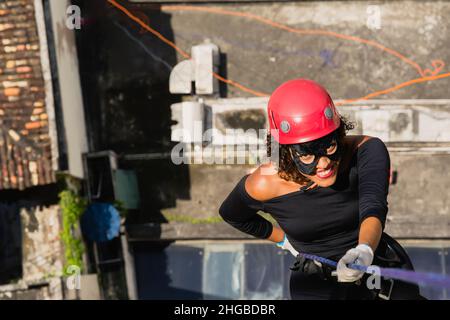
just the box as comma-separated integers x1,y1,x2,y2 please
266,116,355,185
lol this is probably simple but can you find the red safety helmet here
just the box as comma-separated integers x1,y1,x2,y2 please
267,79,340,144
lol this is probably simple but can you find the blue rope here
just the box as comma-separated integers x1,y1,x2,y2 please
298,252,450,290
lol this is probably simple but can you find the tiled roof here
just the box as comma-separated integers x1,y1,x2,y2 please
0,127,54,189
0,0,55,190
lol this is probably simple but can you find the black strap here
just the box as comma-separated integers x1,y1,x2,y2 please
300,180,315,192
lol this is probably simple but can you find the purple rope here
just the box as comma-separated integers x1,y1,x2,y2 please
299,252,450,290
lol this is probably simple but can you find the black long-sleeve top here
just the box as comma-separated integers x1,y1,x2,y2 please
219,138,390,260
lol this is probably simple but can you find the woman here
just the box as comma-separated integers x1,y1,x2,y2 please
219,79,424,300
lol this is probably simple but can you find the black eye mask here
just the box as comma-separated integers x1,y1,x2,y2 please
289,131,342,175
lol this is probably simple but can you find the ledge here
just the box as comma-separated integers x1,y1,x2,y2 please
385,216,450,239
126,222,254,241
126,217,450,242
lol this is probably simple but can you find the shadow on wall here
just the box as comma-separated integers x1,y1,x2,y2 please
0,202,22,285
72,0,190,224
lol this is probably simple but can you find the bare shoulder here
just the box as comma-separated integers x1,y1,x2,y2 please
245,163,282,201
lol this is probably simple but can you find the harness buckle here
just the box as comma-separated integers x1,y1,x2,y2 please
378,278,394,300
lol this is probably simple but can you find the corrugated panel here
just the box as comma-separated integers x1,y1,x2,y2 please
202,244,244,299
405,246,445,300
133,242,203,299
243,243,285,299
133,242,450,300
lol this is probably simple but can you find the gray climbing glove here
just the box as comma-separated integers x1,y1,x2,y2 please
333,243,374,282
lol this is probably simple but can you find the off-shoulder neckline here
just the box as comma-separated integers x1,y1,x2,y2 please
241,137,380,203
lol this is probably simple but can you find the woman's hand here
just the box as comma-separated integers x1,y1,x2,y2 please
333,244,374,282
276,234,299,257
267,226,299,257
333,216,382,282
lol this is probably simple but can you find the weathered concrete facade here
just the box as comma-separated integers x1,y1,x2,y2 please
48,0,450,301
155,1,450,99
20,205,64,283
0,203,65,300
0,0,83,300
70,1,450,240
157,98,450,238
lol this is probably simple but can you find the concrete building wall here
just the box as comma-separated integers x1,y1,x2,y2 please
20,205,64,283
139,1,450,99
162,99,450,238
79,0,449,239
0,203,65,300
47,0,88,178
0,0,85,299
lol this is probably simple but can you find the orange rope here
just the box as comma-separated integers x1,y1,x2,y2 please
161,5,444,77
107,0,268,96
336,72,450,105
107,0,450,102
